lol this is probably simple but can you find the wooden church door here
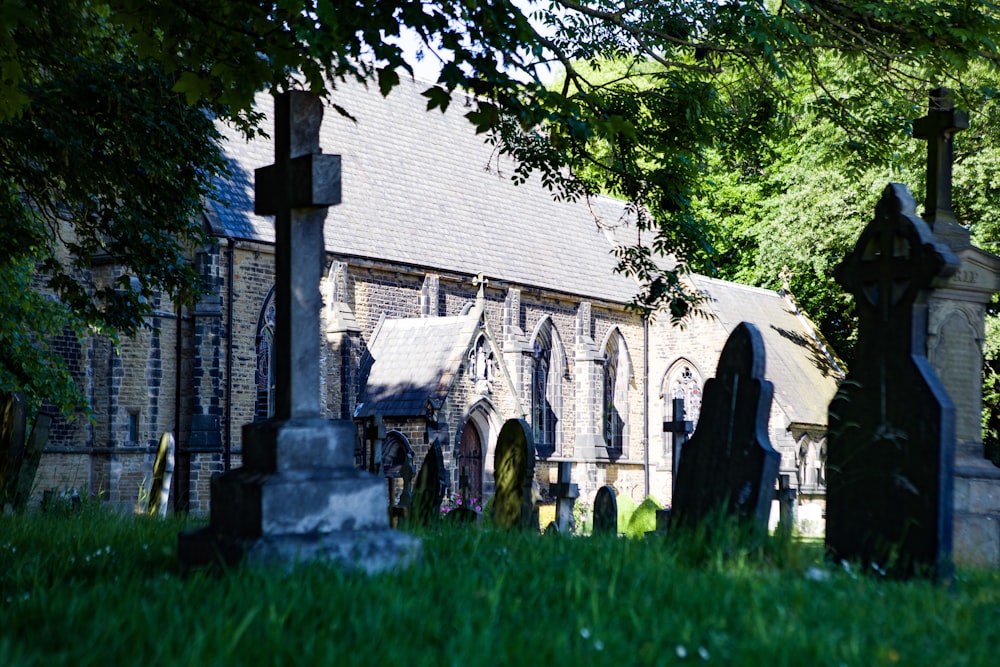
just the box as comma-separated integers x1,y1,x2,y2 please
457,423,484,504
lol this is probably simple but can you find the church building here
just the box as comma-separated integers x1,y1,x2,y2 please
33,77,843,522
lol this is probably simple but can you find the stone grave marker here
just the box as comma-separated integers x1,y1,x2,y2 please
12,413,52,512
0,390,28,507
669,322,780,532
147,432,175,517
492,418,536,530
592,485,618,536
178,91,418,572
411,441,444,527
826,182,959,578
547,461,579,533
914,88,1000,568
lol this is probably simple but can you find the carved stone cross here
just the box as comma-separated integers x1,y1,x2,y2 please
913,87,968,229
663,396,693,494
254,91,341,419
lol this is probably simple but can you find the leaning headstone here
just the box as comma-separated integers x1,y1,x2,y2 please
548,461,579,533
492,418,536,530
178,91,418,572
410,443,444,527
12,413,53,512
592,485,618,536
147,432,175,518
0,391,28,507
826,182,959,578
669,322,780,532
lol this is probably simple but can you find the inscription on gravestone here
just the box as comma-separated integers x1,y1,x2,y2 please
669,322,780,532
826,183,958,578
492,419,536,530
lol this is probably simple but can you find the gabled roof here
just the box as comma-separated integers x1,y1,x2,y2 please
355,312,481,418
208,77,640,303
690,275,845,428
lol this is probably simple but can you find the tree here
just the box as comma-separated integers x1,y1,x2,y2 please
1,3,226,413
4,1,1000,413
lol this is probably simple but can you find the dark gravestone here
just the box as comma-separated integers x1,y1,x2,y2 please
592,485,618,536
411,441,444,527
492,418,536,530
670,322,780,532
147,432,175,517
547,461,579,533
178,91,418,572
826,183,959,578
0,391,28,507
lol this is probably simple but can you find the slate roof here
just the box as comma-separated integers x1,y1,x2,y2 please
355,312,481,418
206,77,843,426
208,77,639,303
690,275,845,428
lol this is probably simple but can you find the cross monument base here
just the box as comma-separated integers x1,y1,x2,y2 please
178,419,420,572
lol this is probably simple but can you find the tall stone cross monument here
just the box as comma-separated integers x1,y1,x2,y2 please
915,88,1000,568
179,92,419,571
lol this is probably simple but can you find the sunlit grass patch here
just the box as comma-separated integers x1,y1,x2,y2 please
1,505,998,666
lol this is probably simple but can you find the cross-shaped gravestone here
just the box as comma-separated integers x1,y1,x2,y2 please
254,92,341,418
179,91,418,572
548,461,579,533
663,397,693,495
826,182,959,578
913,87,968,231
669,322,779,532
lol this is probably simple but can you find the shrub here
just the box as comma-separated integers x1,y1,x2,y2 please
625,495,664,539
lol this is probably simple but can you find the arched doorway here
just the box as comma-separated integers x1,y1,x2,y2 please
457,421,484,504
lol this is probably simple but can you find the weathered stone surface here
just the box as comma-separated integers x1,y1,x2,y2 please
178,91,418,572
242,419,355,472
548,461,579,534
147,431,174,517
492,418,535,530
669,322,779,532
826,183,959,578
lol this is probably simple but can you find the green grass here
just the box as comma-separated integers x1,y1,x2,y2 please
2,506,999,667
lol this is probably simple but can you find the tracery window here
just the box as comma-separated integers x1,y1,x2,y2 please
603,330,631,456
254,292,276,420
530,319,562,457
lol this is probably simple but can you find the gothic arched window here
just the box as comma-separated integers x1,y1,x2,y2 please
254,290,277,421
661,359,703,465
603,329,631,457
530,319,563,457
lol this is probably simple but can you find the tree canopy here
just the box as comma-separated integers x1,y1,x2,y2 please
4,1,1000,413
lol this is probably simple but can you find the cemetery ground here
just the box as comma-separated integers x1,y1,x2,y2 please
2,506,999,667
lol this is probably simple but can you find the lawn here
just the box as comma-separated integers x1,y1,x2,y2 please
1,505,998,666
